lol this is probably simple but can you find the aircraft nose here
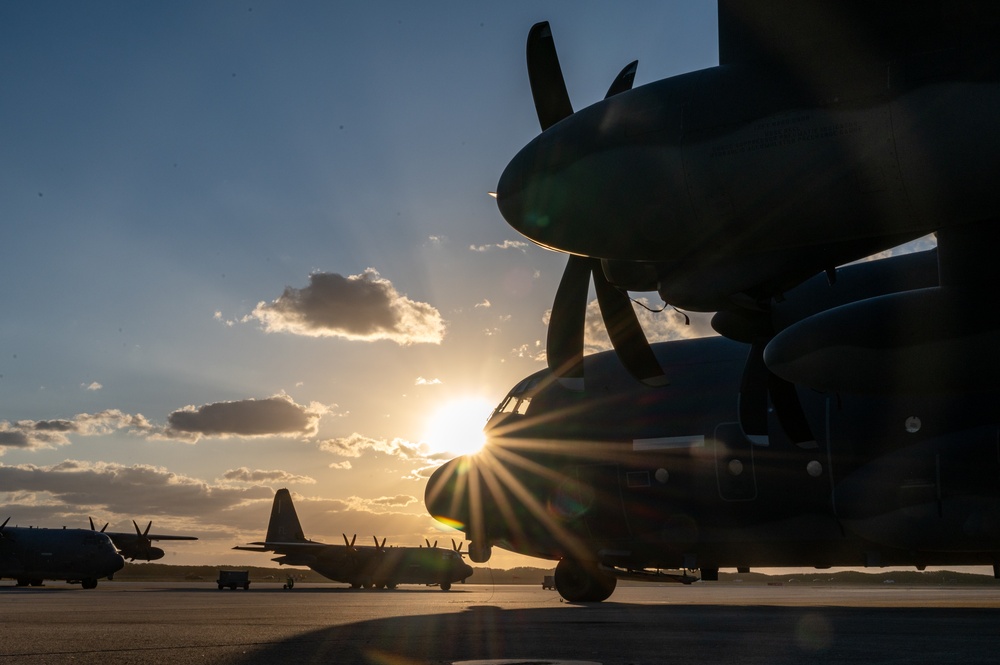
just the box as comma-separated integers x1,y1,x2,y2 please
424,457,472,532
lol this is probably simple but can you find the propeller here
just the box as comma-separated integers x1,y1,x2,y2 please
373,536,387,553
425,538,439,549
527,22,665,389
134,520,152,543
342,533,357,548
0,516,9,538
452,539,464,554
120,520,165,561
89,517,109,532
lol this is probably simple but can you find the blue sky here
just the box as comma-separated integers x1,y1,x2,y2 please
0,2,721,567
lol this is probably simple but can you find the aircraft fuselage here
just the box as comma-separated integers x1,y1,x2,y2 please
426,336,1000,576
0,527,124,588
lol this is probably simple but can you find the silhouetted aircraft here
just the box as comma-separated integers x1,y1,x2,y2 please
235,489,473,590
0,518,124,588
89,517,198,561
426,2,1000,601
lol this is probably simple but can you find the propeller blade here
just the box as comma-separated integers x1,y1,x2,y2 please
767,371,816,445
143,521,152,537
0,517,9,533
593,264,667,386
89,517,96,530
526,22,573,131
738,343,770,446
740,342,815,446
605,60,638,98
546,255,591,390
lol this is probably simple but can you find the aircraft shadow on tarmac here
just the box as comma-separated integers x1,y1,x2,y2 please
237,603,1000,665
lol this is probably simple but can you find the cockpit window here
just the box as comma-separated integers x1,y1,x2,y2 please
492,371,544,418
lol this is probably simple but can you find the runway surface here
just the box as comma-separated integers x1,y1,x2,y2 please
1,581,999,664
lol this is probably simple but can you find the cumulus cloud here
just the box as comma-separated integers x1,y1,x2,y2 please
343,494,418,512
83,382,102,391
415,377,441,386
0,460,271,518
251,268,445,345
165,395,326,442
319,432,430,461
541,298,716,356
0,410,154,454
222,467,316,485
470,240,531,253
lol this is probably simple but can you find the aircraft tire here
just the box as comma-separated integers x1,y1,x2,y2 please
81,578,98,590
440,582,452,591
554,559,617,602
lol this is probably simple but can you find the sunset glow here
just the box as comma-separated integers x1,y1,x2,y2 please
423,397,495,457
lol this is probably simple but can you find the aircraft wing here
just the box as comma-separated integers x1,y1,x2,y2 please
718,0,1000,76
233,540,335,553
104,532,198,547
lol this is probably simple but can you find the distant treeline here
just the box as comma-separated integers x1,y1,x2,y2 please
115,563,998,586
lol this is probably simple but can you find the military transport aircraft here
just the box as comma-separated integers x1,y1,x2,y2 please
0,517,124,588
425,1,1000,601
235,489,473,590
89,517,198,561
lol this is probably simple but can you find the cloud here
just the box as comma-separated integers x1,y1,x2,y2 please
251,268,445,344
165,395,326,442
222,467,316,485
0,460,271,518
541,298,716,356
855,234,937,263
470,240,531,253
83,382,102,391
415,377,441,386
319,432,441,462
474,299,491,308
0,410,154,454
343,494,418,512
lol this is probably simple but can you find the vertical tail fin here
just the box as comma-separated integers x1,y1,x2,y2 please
264,488,307,543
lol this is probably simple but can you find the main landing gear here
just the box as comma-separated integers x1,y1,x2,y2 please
553,559,617,602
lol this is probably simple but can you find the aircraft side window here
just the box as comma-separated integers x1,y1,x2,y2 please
514,397,531,415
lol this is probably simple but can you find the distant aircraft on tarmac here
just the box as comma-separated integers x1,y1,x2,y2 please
0,517,124,588
235,488,473,590
426,2,1000,602
89,517,198,561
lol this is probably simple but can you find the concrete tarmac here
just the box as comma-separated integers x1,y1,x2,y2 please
1,581,999,664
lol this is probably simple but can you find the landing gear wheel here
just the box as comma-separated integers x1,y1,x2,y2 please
81,578,98,589
440,582,452,591
554,559,617,602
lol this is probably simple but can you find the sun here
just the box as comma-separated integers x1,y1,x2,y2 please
423,396,495,456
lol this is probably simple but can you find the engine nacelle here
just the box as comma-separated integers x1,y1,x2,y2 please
764,286,1000,394
121,546,165,561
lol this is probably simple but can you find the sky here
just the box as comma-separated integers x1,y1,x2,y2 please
0,2,723,569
